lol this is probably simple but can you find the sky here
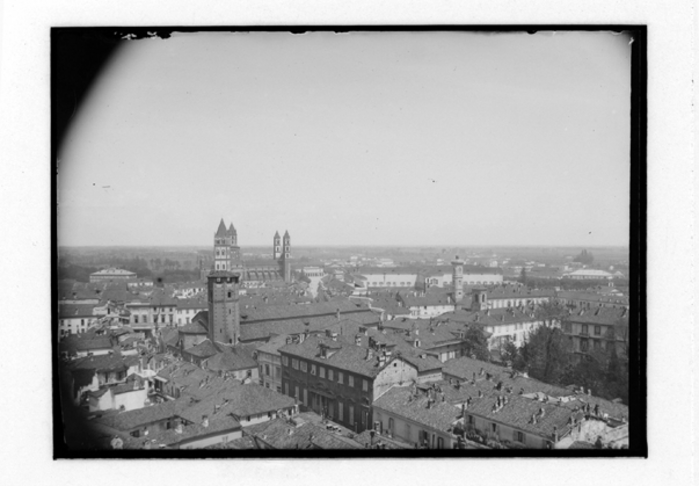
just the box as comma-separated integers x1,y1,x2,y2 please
57,30,632,247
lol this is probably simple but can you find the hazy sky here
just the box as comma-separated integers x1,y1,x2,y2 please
58,30,631,247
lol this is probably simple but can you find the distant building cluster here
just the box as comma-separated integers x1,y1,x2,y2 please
57,223,630,450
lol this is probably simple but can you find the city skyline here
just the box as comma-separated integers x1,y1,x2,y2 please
58,30,632,247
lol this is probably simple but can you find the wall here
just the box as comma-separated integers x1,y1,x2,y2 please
114,387,149,412
373,408,454,449
466,413,549,449
178,428,243,449
373,360,417,400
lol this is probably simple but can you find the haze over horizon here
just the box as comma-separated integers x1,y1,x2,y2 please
58,31,631,247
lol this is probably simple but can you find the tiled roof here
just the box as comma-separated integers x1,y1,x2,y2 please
58,303,96,318
68,352,131,373
563,307,629,326
373,386,461,432
179,384,296,424
556,291,628,305
280,336,398,378
60,336,114,354
96,398,188,431
160,328,180,347
485,286,555,300
240,301,365,322
465,392,577,438
244,413,362,450
204,349,258,372
240,310,380,342
179,321,208,334
185,339,220,358
91,268,136,277
256,334,292,356
442,357,572,398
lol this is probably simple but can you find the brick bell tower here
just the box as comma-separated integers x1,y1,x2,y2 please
281,230,291,283
451,255,464,309
207,271,240,345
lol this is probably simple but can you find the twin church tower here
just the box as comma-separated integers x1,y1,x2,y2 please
211,218,291,283
207,219,292,345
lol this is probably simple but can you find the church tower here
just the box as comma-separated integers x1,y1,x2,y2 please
207,271,240,345
281,230,291,283
451,255,464,309
273,231,281,260
214,219,230,271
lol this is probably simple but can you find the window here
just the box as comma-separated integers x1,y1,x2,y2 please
348,375,354,387
284,383,289,395
134,315,139,324
581,324,589,336
338,402,344,421
581,339,589,352
362,379,369,392
338,372,344,384
265,364,270,376
319,367,325,379
282,356,289,367
310,364,316,375
295,386,299,399
349,405,355,425
491,423,497,433
300,361,307,373
594,325,601,336
388,417,394,434
303,389,307,405
515,431,525,444
328,369,334,381
292,359,299,370
437,437,444,449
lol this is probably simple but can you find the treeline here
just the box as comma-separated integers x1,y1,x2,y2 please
57,263,200,284
501,325,629,404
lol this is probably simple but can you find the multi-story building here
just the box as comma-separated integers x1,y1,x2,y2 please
126,290,178,332
89,268,137,283
423,265,503,287
561,307,629,357
256,334,288,393
279,334,442,433
58,303,98,338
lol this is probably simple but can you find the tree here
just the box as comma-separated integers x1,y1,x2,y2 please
520,326,572,384
573,249,594,265
519,267,527,286
462,326,491,362
501,340,519,367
